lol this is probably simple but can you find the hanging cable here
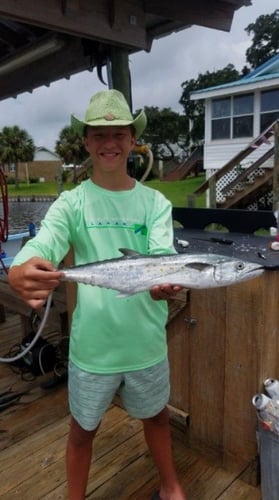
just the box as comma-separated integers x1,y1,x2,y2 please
0,169,55,366
132,144,154,183
0,166,9,273
0,166,9,243
0,292,53,364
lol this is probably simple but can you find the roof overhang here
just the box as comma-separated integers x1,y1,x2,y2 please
0,0,252,101
191,76,279,100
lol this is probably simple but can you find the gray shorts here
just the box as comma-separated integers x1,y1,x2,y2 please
68,357,170,431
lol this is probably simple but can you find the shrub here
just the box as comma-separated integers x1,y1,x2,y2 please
6,176,15,184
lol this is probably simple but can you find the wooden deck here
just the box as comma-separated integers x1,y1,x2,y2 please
0,309,262,499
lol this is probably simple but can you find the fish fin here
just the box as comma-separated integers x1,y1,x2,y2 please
185,263,212,271
118,248,143,258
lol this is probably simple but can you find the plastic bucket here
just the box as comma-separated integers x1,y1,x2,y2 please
259,423,279,500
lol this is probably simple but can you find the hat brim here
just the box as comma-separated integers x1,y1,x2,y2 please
71,109,147,139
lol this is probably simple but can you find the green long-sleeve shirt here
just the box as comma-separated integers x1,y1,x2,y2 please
12,179,175,373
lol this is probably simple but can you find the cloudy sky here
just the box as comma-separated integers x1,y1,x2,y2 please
0,0,278,150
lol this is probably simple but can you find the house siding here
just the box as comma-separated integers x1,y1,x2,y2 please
204,141,274,171
190,55,279,209
3,147,62,182
17,160,61,182
204,90,275,172
34,150,60,161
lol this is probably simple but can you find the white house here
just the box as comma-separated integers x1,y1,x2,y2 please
16,146,62,183
34,146,60,162
190,54,279,207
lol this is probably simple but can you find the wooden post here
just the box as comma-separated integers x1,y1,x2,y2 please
187,194,196,208
110,47,132,109
273,122,279,213
208,174,216,208
56,164,63,195
158,160,164,181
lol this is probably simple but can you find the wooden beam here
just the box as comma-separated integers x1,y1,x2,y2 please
0,0,251,54
0,38,99,100
0,0,147,50
145,0,237,32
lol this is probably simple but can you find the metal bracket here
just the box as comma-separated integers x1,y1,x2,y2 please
184,316,197,326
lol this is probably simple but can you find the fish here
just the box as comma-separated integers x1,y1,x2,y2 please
60,248,264,298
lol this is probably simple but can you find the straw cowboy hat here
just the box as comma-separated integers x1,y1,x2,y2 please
71,89,147,139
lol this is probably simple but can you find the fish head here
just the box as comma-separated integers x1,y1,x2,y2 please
213,259,264,286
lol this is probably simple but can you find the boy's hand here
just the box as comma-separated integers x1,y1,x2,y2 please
8,257,64,310
149,284,183,301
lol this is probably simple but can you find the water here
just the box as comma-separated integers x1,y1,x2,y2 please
0,201,51,235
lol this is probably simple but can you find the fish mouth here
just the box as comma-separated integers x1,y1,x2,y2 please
248,266,264,273
214,262,264,285
243,262,265,275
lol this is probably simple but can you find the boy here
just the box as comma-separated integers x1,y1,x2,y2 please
8,89,186,500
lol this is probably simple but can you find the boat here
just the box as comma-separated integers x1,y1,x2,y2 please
0,230,33,271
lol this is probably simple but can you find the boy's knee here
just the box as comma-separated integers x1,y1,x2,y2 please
68,417,98,447
143,406,169,426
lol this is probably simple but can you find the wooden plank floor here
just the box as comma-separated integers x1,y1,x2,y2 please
0,309,262,499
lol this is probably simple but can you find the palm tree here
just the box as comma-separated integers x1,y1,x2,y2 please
0,125,35,189
55,126,87,184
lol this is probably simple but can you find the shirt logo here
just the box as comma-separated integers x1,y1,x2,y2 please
86,219,147,235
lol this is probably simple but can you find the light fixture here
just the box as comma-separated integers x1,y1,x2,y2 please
0,37,65,76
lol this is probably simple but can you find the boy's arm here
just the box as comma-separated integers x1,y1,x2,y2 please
8,257,63,310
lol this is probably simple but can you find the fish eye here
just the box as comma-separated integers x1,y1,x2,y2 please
235,262,245,271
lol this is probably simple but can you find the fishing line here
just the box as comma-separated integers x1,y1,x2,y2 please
0,291,53,363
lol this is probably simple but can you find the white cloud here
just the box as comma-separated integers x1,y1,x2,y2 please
0,0,278,150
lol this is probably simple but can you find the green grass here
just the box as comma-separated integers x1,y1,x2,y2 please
7,181,74,196
145,176,206,207
7,175,206,207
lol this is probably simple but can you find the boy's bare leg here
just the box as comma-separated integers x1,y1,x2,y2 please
66,417,99,500
143,407,186,500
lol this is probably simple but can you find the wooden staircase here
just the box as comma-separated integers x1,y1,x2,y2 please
193,120,278,209
219,168,273,209
164,146,203,181
75,156,92,183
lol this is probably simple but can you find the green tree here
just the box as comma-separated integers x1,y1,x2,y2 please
140,106,188,160
245,9,279,69
180,64,241,145
55,126,87,183
0,125,35,189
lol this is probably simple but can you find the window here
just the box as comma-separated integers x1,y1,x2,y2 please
211,94,254,140
212,97,230,139
260,89,279,132
8,163,15,173
233,94,254,138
